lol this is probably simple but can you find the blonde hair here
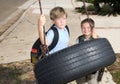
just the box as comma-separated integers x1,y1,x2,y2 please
50,7,67,20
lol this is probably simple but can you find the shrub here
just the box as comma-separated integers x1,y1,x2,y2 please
76,0,94,3
76,0,120,16
87,5,95,11
98,4,113,16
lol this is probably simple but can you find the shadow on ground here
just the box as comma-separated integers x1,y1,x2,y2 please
0,60,35,84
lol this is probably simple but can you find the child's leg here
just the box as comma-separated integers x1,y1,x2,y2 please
76,77,88,84
87,71,99,84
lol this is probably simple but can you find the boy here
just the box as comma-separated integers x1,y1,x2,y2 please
38,6,70,55
76,18,104,84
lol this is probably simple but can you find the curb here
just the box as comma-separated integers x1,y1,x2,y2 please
0,0,37,42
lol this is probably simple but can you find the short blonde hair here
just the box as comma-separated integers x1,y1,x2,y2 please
50,7,67,20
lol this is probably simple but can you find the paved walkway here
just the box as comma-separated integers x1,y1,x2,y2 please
0,0,119,84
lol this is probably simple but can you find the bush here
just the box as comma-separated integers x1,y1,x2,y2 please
76,0,94,3
98,4,113,16
87,5,95,11
76,5,95,14
76,0,120,16
94,0,120,16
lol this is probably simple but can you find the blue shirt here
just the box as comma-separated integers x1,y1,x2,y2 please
46,25,69,54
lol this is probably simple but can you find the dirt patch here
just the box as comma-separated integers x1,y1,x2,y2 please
0,60,35,84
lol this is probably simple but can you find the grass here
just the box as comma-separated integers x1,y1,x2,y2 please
113,71,120,84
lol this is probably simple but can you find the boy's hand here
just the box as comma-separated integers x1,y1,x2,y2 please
39,44,49,59
40,44,49,54
38,14,46,27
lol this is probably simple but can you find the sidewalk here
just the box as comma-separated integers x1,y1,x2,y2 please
0,0,118,84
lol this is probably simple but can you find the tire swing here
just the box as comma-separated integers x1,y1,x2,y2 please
33,0,116,84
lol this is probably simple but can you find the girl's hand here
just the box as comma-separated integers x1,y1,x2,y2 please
92,28,99,38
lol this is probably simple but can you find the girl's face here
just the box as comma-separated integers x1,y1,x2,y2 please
52,15,67,29
81,22,93,36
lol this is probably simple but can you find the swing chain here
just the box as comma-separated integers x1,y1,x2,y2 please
83,0,94,29
38,0,49,58
83,0,89,18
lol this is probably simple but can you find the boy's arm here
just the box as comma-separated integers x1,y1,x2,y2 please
38,14,50,46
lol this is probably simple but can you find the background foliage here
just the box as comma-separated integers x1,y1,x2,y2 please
76,0,120,16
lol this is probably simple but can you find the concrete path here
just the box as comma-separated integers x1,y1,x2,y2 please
0,0,119,84
0,0,28,22
0,0,37,36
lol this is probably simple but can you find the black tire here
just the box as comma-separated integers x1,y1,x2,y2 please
34,38,116,84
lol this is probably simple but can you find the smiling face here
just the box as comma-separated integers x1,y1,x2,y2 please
81,18,95,38
81,22,93,37
53,15,67,29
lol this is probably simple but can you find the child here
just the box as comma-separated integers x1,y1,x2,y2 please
76,18,103,84
38,6,70,54
77,18,98,42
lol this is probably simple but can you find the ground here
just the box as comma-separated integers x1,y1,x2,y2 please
108,54,120,84
0,60,35,84
0,10,24,36
0,54,120,84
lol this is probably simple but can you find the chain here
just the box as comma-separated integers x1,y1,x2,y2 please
38,0,49,57
83,0,89,18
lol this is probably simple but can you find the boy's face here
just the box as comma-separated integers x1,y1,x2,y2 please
81,22,93,36
52,15,67,29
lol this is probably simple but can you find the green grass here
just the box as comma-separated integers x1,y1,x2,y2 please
112,71,120,84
